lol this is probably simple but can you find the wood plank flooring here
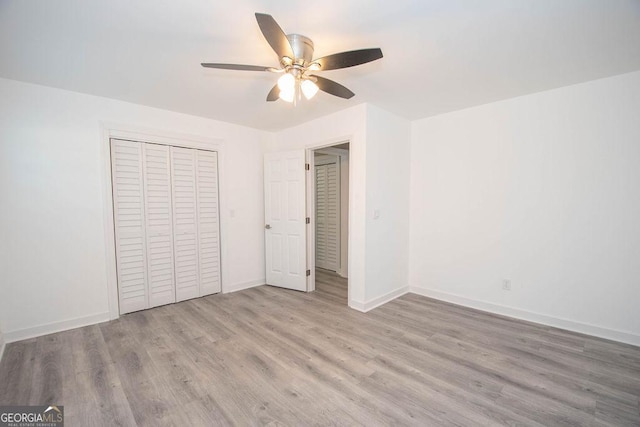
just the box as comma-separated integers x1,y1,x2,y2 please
1,269,639,426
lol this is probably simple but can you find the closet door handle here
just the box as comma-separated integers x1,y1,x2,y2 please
265,224,272,230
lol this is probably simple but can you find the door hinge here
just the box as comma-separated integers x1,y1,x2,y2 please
305,163,310,171
306,217,310,224
306,269,311,276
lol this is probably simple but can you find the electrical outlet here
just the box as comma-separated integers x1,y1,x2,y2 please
502,279,511,291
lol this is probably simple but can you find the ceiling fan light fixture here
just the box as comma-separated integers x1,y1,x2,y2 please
301,79,319,100
277,73,295,92
278,87,295,103
278,89,295,103
201,13,384,103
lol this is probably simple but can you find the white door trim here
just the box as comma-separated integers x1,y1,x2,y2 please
315,147,350,157
100,122,225,320
305,138,351,293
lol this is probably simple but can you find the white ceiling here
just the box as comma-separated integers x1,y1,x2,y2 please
1,0,639,131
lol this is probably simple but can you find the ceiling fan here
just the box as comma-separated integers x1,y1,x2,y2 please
201,13,383,104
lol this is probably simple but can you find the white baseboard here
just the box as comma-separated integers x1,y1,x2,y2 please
4,312,111,344
350,285,410,313
5,284,633,350
223,279,265,294
410,287,640,347
3,280,265,344
348,299,366,312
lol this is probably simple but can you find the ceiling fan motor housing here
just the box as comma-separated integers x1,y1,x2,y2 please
286,34,314,65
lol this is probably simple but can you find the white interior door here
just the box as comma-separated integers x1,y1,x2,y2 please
264,150,307,291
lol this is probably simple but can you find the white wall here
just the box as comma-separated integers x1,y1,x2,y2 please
409,71,640,345
0,78,269,341
364,105,411,304
269,104,368,305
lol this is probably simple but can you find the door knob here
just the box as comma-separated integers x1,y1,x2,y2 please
265,224,272,229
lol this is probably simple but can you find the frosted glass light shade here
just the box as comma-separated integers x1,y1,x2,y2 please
301,79,319,100
279,87,295,102
277,73,295,91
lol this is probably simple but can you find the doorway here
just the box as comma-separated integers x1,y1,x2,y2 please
263,141,351,304
311,142,349,303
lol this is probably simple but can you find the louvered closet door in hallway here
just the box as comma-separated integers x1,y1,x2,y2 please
315,161,340,272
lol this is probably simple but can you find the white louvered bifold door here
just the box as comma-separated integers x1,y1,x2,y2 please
142,144,176,308
171,147,200,302
112,140,221,313
315,162,340,272
196,150,221,296
111,139,149,314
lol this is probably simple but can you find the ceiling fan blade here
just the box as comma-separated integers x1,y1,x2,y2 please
311,75,355,99
255,13,293,59
266,84,280,102
313,48,383,71
201,63,273,72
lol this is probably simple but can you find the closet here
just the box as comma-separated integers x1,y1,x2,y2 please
315,155,340,272
110,138,221,314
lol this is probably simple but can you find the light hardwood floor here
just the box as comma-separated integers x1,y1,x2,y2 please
1,269,639,426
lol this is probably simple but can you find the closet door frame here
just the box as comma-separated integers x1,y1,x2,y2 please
101,123,224,320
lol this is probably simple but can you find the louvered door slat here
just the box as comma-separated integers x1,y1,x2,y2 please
196,150,221,296
111,139,148,314
171,147,200,302
143,144,176,308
